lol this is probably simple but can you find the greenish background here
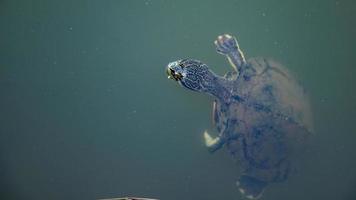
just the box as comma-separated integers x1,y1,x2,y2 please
1,0,355,199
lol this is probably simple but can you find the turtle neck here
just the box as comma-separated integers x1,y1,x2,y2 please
202,70,232,103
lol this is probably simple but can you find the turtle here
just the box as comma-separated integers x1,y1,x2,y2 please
165,34,313,199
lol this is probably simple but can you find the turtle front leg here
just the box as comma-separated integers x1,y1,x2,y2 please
215,34,246,73
203,130,225,153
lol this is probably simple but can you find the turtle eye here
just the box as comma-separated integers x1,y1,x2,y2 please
172,71,183,81
179,63,185,68
175,72,183,81
167,68,183,81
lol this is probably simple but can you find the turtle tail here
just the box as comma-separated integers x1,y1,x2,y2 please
236,175,267,199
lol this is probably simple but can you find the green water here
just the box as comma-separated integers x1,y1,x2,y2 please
1,0,355,199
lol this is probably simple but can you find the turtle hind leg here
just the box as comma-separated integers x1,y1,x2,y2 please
203,130,225,153
236,175,267,199
214,34,246,73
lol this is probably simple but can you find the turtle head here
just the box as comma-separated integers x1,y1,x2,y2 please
166,59,214,93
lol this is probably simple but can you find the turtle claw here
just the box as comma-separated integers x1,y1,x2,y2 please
203,130,224,153
236,175,267,199
214,34,238,55
214,34,246,72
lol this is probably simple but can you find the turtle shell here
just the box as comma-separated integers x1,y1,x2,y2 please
217,57,313,182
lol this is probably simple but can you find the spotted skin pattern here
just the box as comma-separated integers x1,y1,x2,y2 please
166,34,313,199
